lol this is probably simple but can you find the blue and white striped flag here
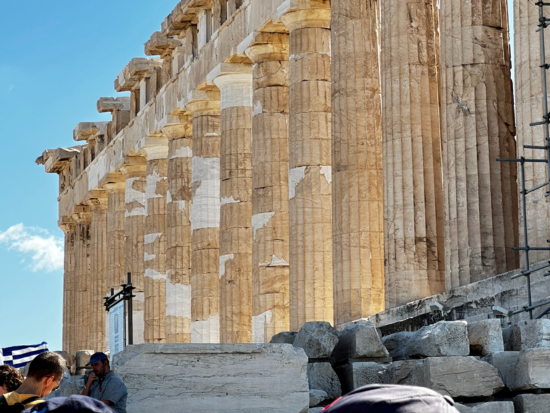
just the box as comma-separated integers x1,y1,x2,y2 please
0,342,49,368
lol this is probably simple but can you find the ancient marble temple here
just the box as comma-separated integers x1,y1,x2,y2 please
38,0,524,353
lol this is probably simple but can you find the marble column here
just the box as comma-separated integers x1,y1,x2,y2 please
105,182,126,292
60,221,76,355
120,158,147,345
245,33,291,342
381,0,445,307
279,2,334,330
89,197,108,352
185,92,221,343
441,0,518,288
72,207,92,351
331,0,384,325
211,65,254,343
515,0,550,264
141,139,169,343
163,116,193,343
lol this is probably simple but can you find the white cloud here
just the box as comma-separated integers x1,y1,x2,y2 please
0,224,63,273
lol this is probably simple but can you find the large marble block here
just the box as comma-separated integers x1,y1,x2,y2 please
113,344,309,413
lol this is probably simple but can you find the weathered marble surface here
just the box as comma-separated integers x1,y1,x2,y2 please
113,343,309,413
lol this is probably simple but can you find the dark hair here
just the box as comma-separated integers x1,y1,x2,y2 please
27,352,66,381
0,365,23,392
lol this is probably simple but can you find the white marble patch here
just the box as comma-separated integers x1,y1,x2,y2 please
289,167,306,199
144,233,163,244
191,157,220,231
171,146,192,159
252,310,273,343
320,166,332,184
166,279,192,319
219,254,235,278
252,212,275,239
191,313,220,343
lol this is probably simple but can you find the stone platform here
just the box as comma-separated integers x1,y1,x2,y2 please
112,343,309,413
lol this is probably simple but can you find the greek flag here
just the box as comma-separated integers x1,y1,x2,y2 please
0,342,49,368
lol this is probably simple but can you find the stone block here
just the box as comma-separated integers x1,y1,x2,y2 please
467,319,504,356
113,344,309,413
389,360,425,386
481,351,519,387
76,350,94,368
382,332,414,361
271,332,297,344
308,408,324,413
455,401,514,413
334,362,393,395
514,393,550,413
309,389,327,407
46,375,86,399
407,321,470,358
307,363,341,400
54,351,74,371
502,326,514,351
509,349,550,391
331,321,389,366
421,357,504,398
294,322,339,359
512,319,550,351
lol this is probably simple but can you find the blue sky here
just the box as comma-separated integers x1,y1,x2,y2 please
0,1,516,352
0,0,178,351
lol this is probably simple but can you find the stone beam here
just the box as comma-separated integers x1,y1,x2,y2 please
73,122,109,142
97,97,131,138
115,58,162,92
36,147,81,174
145,32,182,57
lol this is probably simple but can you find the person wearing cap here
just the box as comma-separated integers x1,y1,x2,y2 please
321,384,461,413
1,352,66,410
81,353,126,413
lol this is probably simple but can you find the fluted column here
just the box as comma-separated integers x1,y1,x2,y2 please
211,65,254,343
185,92,221,343
61,221,76,354
120,158,147,345
89,197,108,352
441,0,518,288
141,140,169,343
72,207,92,351
381,0,445,307
515,0,550,264
279,2,333,330
105,182,126,291
245,34,291,342
164,116,193,343
331,0,384,325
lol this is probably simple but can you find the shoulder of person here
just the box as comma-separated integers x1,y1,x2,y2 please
106,374,126,387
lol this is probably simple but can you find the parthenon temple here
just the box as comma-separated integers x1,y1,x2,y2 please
38,0,544,354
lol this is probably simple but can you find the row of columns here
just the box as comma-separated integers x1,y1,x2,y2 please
61,0,520,351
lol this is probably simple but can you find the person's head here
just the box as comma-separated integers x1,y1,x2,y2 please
24,352,66,397
86,353,110,379
0,365,24,396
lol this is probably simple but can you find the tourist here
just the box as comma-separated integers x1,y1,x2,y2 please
321,384,460,412
1,352,66,410
81,353,127,413
0,366,23,396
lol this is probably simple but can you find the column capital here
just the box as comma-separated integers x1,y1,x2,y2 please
138,135,169,160
239,33,290,63
277,0,330,31
72,205,92,223
208,64,253,109
162,115,192,140
88,195,109,211
103,181,126,193
73,122,109,143
120,157,147,178
59,216,77,233
183,89,221,117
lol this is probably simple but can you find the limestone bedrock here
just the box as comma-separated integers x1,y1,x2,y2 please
407,321,470,358
112,343,309,413
331,321,389,366
294,321,339,359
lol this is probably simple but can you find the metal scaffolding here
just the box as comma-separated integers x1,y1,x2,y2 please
497,1,550,320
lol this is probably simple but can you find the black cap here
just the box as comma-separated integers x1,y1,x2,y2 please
85,353,108,367
322,384,460,413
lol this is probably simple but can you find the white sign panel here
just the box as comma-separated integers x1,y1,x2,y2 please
109,301,125,357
